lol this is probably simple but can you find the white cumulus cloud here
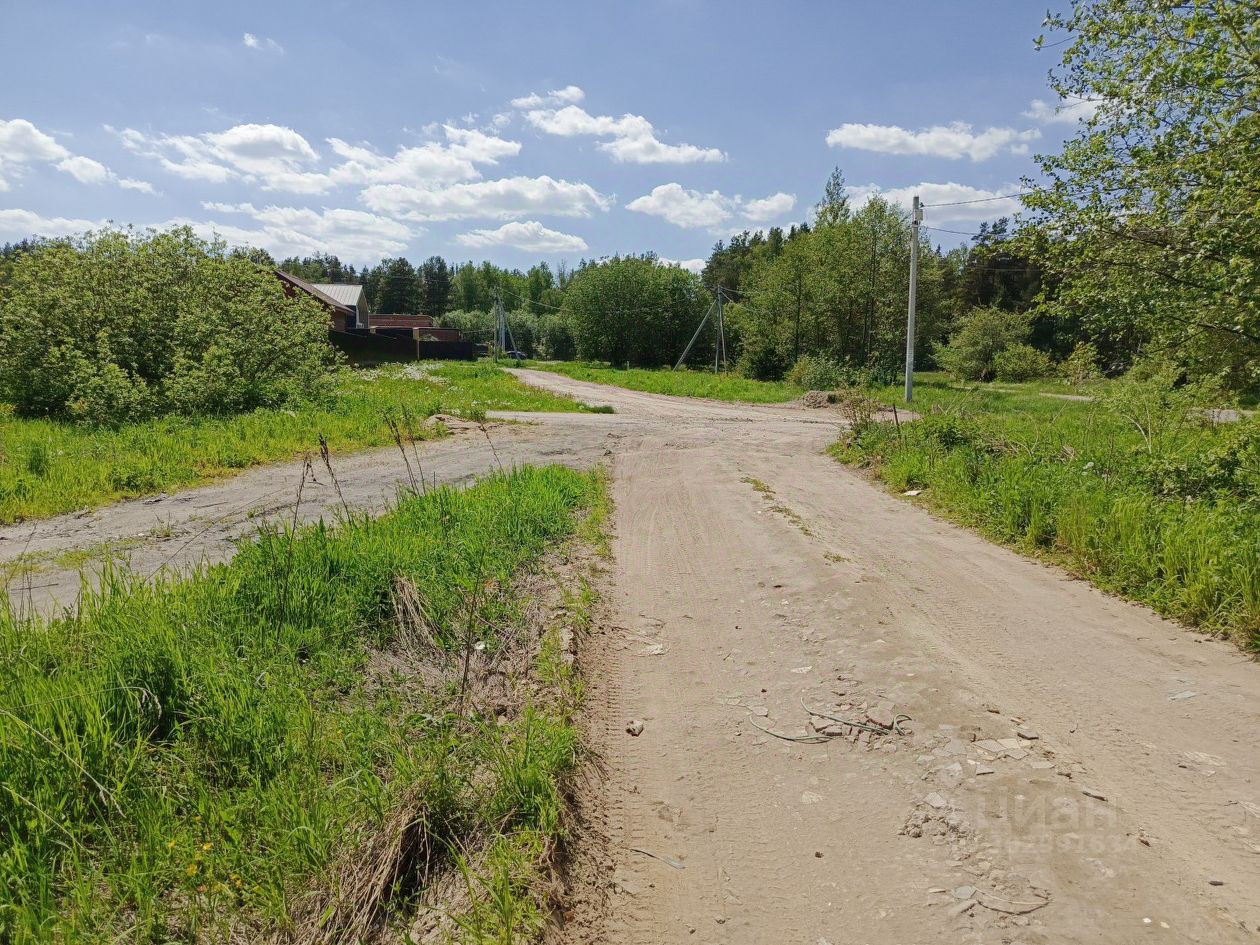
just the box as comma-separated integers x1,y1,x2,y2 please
846,181,1025,222
0,118,152,192
54,155,112,185
242,33,284,53
658,257,706,274
193,202,414,261
520,91,725,165
0,208,107,241
117,122,521,195
0,202,410,265
1023,97,1099,125
509,85,585,109
116,123,321,190
362,175,611,222
825,121,1040,161
742,192,796,223
626,184,797,229
456,220,588,254
626,184,734,228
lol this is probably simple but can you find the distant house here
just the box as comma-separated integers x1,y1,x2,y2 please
274,270,358,330
274,270,477,363
312,283,369,329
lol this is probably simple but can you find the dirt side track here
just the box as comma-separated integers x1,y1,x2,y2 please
513,372,1258,945
3,369,1258,944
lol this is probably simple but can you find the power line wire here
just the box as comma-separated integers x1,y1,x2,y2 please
922,224,986,237
921,191,1029,208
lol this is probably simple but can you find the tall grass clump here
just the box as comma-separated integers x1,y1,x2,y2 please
833,371,1260,650
0,465,601,942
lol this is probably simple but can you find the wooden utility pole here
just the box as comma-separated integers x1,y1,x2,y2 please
904,195,922,403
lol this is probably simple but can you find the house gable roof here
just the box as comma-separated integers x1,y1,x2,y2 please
312,283,367,310
274,270,355,318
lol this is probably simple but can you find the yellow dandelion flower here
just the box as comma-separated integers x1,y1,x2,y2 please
202,842,212,852
185,864,199,876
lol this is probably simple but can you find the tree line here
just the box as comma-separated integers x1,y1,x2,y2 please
2,1,1253,396
274,252,572,320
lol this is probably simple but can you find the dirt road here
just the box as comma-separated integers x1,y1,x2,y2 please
504,372,1258,945
4,369,1258,943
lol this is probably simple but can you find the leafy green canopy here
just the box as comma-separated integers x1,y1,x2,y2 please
729,183,953,381
561,256,709,366
0,227,337,424
1024,0,1260,391
935,307,1034,382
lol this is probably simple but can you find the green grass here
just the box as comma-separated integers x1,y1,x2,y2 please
0,464,604,942
524,360,802,403
833,374,1260,650
0,362,588,525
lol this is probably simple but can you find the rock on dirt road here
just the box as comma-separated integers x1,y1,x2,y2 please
4,368,1259,944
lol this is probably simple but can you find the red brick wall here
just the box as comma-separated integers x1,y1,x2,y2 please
369,314,436,328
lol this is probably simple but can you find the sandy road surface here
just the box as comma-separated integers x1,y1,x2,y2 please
4,369,1258,944
0,413,611,614
0,373,837,614
503,372,1259,945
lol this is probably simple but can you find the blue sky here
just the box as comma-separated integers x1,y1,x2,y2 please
0,1,1088,272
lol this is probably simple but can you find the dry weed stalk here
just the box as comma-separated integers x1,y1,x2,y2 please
390,576,443,655
285,787,435,945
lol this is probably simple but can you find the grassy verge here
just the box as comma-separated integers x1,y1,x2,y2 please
0,464,606,942
833,376,1260,650
524,360,801,403
0,362,588,525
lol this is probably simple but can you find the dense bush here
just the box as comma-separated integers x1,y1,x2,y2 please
1060,341,1101,384
786,354,846,390
934,307,1032,382
561,257,707,366
782,353,900,390
536,311,576,360
994,343,1054,382
736,329,791,381
0,227,337,425
1136,419,1260,500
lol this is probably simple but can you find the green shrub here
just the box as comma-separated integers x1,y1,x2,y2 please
994,343,1055,382
1061,341,1102,384
786,354,845,390
737,331,791,381
1136,417,1260,499
1097,361,1226,454
562,257,707,366
934,307,1032,382
536,311,576,360
0,227,338,425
